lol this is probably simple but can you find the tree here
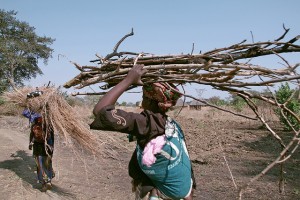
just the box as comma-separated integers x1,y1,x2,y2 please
207,96,227,106
229,93,246,112
0,10,55,93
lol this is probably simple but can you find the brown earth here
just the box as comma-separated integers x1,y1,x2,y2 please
0,106,299,200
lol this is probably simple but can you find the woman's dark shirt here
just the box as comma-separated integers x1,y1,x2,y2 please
90,105,197,191
31,124,54,156
90,105,167,148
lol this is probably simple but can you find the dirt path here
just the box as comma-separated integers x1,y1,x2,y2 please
0,116,134,200
0,127,64,200
0,107,300,200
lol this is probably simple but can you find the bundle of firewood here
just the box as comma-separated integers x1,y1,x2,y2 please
61,28,300,197
63,28,300,95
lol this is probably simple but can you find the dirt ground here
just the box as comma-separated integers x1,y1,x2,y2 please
0,106,299,200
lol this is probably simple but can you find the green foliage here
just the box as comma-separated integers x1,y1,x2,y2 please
0,95,4,105
293,188,300,195
0,80,9,94
275,83,300,131
126,102,135,107
207,96,228,106
230,94,246,112
0,9,55,92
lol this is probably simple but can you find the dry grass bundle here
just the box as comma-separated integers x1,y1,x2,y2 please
3,86,100,154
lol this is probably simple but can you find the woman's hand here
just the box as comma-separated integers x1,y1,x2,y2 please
29,142,33,150
93,64,147,116
126,64,148,85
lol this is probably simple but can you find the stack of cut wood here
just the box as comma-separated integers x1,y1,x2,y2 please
63,28,300,95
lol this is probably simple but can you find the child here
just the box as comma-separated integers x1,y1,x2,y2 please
90,65,195,200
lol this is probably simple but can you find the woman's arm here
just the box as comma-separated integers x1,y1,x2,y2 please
29,126,34,150
29,126,34,143
93,64,147,116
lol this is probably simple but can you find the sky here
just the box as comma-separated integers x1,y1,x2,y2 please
1,0,300,103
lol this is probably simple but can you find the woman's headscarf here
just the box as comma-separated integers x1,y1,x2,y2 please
142,82,182,112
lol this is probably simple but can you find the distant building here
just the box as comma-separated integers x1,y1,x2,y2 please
174,99,188,108
188,99,206,110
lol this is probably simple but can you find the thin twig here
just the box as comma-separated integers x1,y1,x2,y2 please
219,143,238,190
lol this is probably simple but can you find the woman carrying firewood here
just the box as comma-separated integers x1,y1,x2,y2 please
90,64,196,200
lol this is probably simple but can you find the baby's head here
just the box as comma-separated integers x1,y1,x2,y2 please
142,82,181,113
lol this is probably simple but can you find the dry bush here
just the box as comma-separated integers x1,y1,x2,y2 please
0,102,24,116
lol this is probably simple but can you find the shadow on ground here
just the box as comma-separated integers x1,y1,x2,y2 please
0,150,75,198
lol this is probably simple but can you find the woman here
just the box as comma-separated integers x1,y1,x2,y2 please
29,115,55,192
90,65,195,200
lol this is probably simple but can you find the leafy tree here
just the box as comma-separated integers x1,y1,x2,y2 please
126,102,135,107
230,93,246,112
207,96,227,106
0,95,4,105
0,10,55,92
275,83,300,131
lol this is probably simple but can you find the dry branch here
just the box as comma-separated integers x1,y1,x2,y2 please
63,28,300,199
63,29,300,93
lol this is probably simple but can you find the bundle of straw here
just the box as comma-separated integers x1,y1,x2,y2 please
3,86,99,154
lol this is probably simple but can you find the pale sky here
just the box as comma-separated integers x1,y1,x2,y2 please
1,0,300,103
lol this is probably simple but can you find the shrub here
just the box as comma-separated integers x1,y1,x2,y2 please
275,83,300,131
207,96,228,106
0,96,4,105
230,94,246,112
